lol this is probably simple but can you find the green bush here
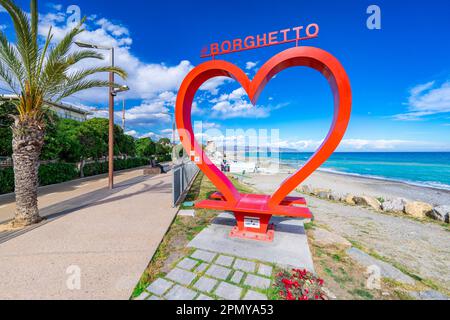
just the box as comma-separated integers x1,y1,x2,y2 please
0,163,79,195
0,158,150,195
0,167,14,194
83,161,108,177
83,158,149,177
39,163,79,186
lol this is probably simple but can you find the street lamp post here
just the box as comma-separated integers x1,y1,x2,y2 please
75,42,129,190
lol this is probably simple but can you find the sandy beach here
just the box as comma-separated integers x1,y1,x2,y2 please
243,168,450,207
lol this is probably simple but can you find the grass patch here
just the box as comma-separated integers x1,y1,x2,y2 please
308,230,422,300
351,289,374,300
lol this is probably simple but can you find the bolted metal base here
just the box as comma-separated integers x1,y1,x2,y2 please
229,224,275,243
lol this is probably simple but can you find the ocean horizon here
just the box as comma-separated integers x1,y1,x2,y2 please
255,152,450,191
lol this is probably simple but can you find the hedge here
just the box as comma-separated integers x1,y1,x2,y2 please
83,158,149,177
39,162,79,186
0,167,14,195
0,158,150,195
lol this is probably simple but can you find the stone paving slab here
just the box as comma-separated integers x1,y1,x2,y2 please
244,274,271,290
243,290,268,300
214,282,242,300
166,268,196,286
165,285,197,300
191,250,217,263
231,271,244,284
195,263,209,273
139,249,277,301
206,264,232,280
178,258,199,271
193,276,218,293
234,259,256,273
147,278,174,296
258,264,273,277
216,255,234,267
188,213,315,271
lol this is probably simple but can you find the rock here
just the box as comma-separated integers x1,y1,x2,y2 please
345,194,356,205
353,196,382,210
330,191,345,202
312,228,352,249
322,287,337,300
428,205,450,223
312,188,332,199
382,198,408,213
404,201,434,219
317,191,332,200
301,185,312,195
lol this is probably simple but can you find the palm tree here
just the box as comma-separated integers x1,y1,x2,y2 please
0,0,127,226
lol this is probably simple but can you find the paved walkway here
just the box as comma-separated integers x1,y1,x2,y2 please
0,169,178,300
136,249,274,301
0,168,152,224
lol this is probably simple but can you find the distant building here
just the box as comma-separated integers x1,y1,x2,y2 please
0,94,92,122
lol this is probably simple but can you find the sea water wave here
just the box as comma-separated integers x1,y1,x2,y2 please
277,152,450,191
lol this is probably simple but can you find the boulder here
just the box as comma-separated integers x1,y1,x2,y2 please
313,188,332,200
381,198,408,213
353,196,382,210
404,201,434,219
345,194,356,205
301,185,312,195
428,205,450,223
312,228,352,249
330,191,345,202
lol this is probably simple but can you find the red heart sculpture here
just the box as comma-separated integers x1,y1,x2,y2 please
176,46,351,213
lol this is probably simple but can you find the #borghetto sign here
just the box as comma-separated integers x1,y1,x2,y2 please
201,23,319,58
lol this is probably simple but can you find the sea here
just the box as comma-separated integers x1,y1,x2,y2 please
275,152,450,191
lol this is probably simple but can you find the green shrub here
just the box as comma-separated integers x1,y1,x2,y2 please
83,161,108,177
83,158,149,177
39,163,79,186
0,167,14,194
0,158,150,195
0,163,79,195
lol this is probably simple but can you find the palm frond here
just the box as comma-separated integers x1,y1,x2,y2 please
0,30,25,92
54,79,113,101
0,0,38,90
0,60,19,94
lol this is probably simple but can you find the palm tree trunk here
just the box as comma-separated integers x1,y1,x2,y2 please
11,118,45,227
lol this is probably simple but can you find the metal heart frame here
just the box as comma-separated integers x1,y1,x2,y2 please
176,46,352,211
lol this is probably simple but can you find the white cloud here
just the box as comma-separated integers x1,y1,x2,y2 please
95,18,129,37
199,77,230,95
205,87,280,119
211,100,271,119
37,10,226,105
125,130,137,137
0,6,6,13
0,24,6,31
46,3,63,11
33,8,231,134
245,61,259,70
394,81,450,120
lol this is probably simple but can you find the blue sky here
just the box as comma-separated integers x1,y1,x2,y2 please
1,0,450,151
